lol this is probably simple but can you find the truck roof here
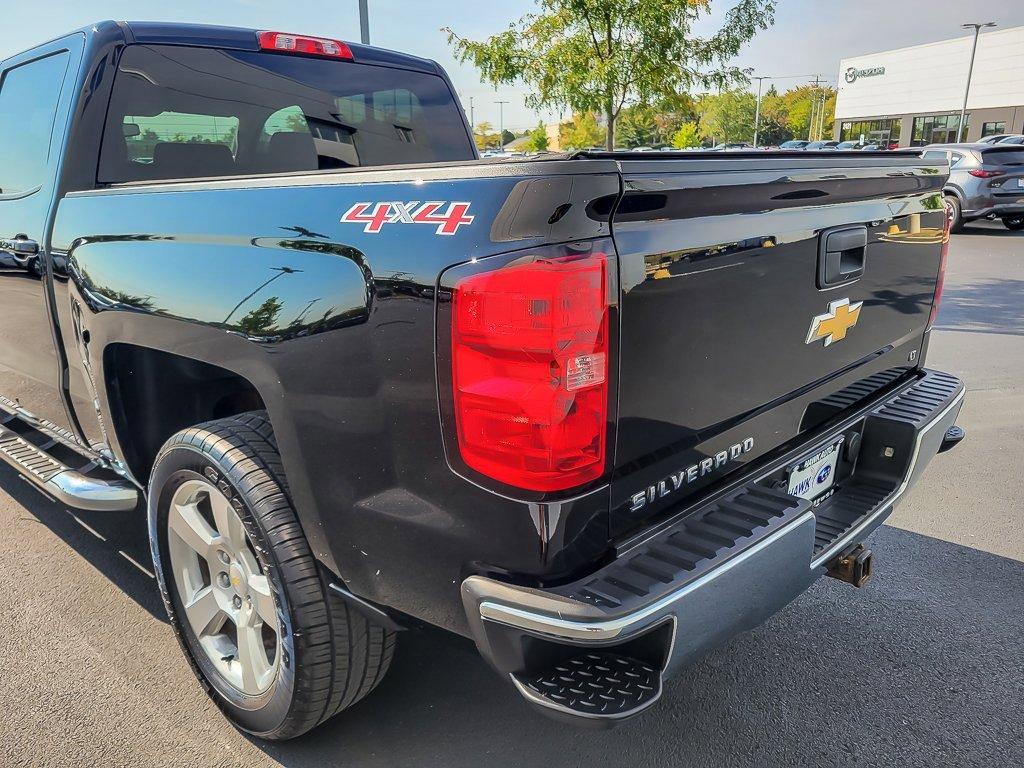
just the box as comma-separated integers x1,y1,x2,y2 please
116,21,443,75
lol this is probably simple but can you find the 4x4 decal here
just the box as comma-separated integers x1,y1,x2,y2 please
341,201,474,235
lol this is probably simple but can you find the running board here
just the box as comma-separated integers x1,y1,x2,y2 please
0,423,137,511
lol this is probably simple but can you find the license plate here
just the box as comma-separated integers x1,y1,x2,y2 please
787,438,843,502
1016,178,1024,189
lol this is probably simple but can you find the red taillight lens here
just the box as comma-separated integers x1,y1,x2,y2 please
968,168,1003,178
451,246,610,492
928,201,953,331
257,31,354,60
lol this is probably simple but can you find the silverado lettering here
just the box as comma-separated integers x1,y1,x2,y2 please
630,437,756,512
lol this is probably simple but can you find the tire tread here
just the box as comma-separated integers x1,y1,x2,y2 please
155,410,394,739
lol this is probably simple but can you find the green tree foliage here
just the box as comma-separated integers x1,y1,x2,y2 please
523,123,550,151
698,89,756,144
445,0,776,150
473,121,501,150
772,85,837,140
651,92,699,145
617,105,658,148
501,128,516,147
671,121,701,148
237,297,284,336
559,111,604,149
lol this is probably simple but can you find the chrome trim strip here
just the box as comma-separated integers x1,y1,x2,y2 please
809,386,965,569
478,509,816,642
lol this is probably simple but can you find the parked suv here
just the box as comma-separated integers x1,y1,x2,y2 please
924,143,1024,231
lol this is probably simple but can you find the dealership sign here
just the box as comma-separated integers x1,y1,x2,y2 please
845,66,885,83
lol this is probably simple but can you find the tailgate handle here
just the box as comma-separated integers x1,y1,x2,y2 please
818,226,866,288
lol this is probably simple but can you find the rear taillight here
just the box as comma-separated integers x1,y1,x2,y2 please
927,201,952,331
257,31,354,60
450,244,610,492
968,168,1003,178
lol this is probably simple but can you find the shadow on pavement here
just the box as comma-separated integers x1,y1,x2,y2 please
254,525,1024,768
7,465,1024,767
958,222,1023,237
0,463,164,622
934,277,1024,336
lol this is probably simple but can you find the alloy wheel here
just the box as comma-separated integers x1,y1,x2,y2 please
166,479,281,695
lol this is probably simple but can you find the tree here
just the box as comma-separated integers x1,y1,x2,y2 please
501,128,516,147
671,122,701,148
523,122,550,151
237,297,283,336
698,89,756,144
617,105,659,148
774,85,837,140
473,121,501,150
445,0,776,150
560,111,604,149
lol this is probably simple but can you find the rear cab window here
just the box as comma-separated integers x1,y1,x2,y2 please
98,44,475,183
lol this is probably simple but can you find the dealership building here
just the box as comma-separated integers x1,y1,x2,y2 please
834,25,1024,146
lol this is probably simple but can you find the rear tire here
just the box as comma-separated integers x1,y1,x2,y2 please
1001,215,1024,231
148,411,395,740
945,195,964,233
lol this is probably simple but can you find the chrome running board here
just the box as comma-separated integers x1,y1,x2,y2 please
0,421,137,511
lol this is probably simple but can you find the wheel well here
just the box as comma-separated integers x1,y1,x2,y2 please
104,343,266,482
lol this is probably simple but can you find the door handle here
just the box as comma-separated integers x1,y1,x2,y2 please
818,226,866,288
0,236,39,255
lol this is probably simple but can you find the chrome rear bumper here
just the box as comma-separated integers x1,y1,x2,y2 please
461,370,965,722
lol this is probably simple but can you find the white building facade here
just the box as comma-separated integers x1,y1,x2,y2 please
834,25,1024,146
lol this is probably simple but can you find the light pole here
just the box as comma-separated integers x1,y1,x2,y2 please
808,75,825,141
958,22,996,142
469,96,474,130
750,75,770,147
358,0,370,45
496,100,509,150
223,267,302,326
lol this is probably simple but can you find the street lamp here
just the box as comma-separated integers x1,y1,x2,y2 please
957,22,996,142
750,75,771,148
495,100,509,150
358,0,370,44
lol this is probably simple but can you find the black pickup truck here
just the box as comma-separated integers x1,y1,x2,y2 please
0,22,965,739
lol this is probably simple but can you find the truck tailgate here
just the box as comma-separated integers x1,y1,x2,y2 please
608,154,947,535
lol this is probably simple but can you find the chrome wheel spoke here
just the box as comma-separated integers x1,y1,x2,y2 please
248,574,277,628
168,500,216,560
184,585,226,637
236,623,272,694
167,476,281,696
210,491,246,551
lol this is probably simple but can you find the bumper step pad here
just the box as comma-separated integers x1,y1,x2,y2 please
512,652,662,723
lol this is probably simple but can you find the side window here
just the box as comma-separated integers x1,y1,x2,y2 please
0,51,71,196
921,150,948,162
949,152,965,168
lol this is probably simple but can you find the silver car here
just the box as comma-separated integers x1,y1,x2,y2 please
923,143,1024,231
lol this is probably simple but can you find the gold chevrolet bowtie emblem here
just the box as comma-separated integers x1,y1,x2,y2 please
806,298,863,347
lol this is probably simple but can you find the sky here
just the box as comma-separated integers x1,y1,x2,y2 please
4,0,1024,132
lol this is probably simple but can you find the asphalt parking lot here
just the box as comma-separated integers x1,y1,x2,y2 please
0,220,1021,768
